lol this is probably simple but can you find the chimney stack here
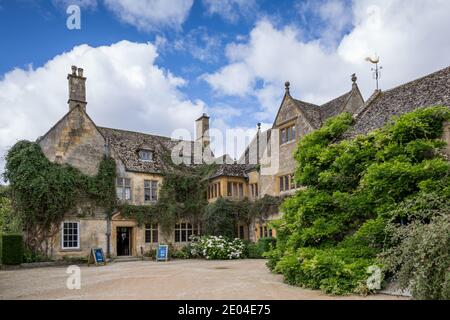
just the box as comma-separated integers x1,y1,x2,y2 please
67,65,87,112
195,113,210,150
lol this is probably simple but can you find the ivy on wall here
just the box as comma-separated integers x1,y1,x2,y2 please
120,163,217,232
3,140,116,254
4,139,285,253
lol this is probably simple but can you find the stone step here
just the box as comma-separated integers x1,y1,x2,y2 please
113,256,142,263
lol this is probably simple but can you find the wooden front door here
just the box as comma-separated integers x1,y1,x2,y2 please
116,227,132,256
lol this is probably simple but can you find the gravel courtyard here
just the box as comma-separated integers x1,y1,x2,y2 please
0,259,406,300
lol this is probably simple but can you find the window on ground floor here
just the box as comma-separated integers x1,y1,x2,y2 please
145,223,158,243
62,221,80,249
174,223,201,242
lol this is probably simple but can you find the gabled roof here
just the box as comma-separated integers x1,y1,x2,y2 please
292,99,323,129
36,105,107,144
319,91,353,121
344,65,450,138
209,163,249,180
281,87,357,130
98,127,193,174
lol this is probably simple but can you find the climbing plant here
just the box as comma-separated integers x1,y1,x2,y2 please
3,140,116,255
120,163,218,232
267,106,450,297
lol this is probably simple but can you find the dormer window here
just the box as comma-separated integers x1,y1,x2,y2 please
139,149,153,161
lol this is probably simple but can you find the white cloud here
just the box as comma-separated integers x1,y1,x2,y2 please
202,63,254,96
0,41,206,173
203,0,450,121
202,0,257,23
103,0,193,31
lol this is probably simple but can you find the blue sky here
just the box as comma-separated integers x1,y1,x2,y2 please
0,0,353,130
1,0,450,168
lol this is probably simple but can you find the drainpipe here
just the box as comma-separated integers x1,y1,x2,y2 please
106,215,111,258
104,138,112,258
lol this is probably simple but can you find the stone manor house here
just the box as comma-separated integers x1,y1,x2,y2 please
36,65,450,259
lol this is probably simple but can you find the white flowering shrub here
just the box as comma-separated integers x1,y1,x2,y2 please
189,235,246,260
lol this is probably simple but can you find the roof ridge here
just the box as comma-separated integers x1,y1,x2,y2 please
379,65,450,94
319,90,352,107
98,126,192,143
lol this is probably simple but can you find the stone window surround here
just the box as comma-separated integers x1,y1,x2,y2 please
279,174,297,192
61,221,80,250
174,222,201,243
138,149,154,162
144,179,158,203
227,181,244,198
116,177,132,201
278,121,297,146
145,223,159,243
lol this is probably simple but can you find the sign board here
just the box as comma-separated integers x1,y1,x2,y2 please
88,247,106,266
156,244,169,261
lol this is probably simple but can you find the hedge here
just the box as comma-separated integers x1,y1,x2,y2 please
1,233,23,265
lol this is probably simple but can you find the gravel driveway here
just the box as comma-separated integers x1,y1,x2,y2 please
0,259,406,300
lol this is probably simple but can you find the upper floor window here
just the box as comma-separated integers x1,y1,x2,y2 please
144,180,158,202
279,174,297,192
280,125,296,145
117,178,131,200
139,149,153,161
227,182,244,199
249,183,259,199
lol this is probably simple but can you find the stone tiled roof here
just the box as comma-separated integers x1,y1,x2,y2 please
319,91,352,121
98,127,192,174
209,163,249,180
345,66,450,138
292,90,353,129
292,99,323,129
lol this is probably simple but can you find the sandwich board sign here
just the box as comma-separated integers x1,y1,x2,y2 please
156,244,169,261
88,247,106,266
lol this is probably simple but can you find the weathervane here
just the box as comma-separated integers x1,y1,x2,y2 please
365,54,383,90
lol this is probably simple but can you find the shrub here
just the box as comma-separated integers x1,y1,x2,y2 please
22,247,47,263
1,234,23,265
171,245,192,259
245,238,276,259
379,207,450,300
203,198,236,238
275,247,376,295
143,247,156,259
189,235,245,260
268,106,450,296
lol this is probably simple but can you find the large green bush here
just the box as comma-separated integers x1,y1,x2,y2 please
203,198,238,238
1,234,24,265
268,106,450,297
